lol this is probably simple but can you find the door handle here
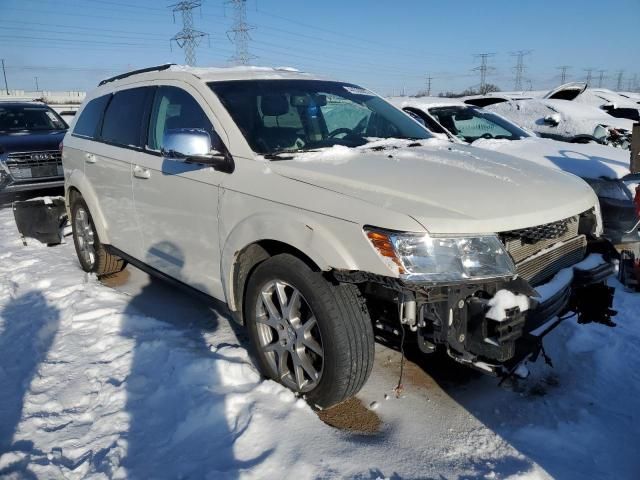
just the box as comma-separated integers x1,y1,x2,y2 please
133,165,151,179
85,153,97,164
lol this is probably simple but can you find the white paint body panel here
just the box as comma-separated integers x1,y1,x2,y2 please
63,66,600,310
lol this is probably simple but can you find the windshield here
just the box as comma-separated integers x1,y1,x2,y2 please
209,79,432,155
428,106,530,143
0,104,67,133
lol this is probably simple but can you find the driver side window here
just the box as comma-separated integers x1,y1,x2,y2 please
147,86,218,152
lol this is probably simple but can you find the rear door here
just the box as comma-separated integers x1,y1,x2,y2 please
83,87,153,259
131,85,226,297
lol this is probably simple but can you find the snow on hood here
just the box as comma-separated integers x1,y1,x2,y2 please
471,137,631,180
268,140,597,234
486,99,634,137
574,88,640,110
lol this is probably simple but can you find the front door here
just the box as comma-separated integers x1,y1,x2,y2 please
132,85,225,297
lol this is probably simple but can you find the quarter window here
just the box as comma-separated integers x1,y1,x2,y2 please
73,95,110,139
147,86,216,151
101,87,150,148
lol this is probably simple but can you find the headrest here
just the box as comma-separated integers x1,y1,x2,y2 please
260,95,289,116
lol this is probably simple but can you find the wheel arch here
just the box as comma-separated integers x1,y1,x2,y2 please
221,214,360,324
65,170,111,244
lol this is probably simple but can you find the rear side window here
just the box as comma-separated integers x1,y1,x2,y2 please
101,87,151,148
73,95,110,138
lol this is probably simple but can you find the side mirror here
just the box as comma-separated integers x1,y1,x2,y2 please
543,113,561,126
161,128,227,168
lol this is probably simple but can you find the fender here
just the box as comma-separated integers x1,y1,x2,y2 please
221,211,360,312
66,169,111,244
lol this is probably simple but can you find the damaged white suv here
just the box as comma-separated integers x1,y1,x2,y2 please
62,65,617,408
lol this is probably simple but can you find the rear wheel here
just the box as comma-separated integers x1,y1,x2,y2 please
244,254,374,408
71,195,126,276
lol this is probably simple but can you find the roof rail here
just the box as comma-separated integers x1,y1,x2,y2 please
98,63,176,87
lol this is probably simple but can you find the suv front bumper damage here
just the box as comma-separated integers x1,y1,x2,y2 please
452,254,616,375
335,252,617,377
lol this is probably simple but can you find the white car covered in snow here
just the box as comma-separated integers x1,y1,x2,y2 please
389,96,640,247
62,65,618,407
464,83,634,149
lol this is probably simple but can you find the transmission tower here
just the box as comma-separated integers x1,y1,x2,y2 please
472,53,495,94
226,0,255,65
169,1,208,66
615,70,624,91
596,69,607,88
557,65,571,83
511,50,531,91
425,74,432,96
583,68,594,86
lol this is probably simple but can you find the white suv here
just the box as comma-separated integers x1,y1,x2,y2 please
62,65,616,407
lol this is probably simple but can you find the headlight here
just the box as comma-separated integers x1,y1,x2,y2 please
365,228,516,283
584,178,632,202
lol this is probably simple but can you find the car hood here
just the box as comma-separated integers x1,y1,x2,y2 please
269,140,597,234
0,130,66,154
471,137,631,180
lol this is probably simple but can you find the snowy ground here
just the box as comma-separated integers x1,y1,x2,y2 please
0,203,639,479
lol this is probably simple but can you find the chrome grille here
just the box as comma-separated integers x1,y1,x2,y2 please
503,216,579,264
6,150,63,180
515,235,587,285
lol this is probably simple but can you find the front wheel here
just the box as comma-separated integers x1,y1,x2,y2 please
244,254,374,408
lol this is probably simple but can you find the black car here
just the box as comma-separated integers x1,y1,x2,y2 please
0,102,68,195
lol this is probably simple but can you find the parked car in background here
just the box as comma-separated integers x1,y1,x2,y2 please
389,96,640,249
570,87,640,122
63,65,616,407
464,83,634,149
0,101,67,195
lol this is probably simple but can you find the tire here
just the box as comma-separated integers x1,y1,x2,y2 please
71,195,126,277
244,253,374,408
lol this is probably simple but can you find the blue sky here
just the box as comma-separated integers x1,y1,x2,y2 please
1,0,639,95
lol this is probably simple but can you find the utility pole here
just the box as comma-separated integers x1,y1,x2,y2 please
511,50,531,91
584,68,594,86
34,76,39,91
473,53,495,94
425,74,432,96
615,70,624,91
1,59,8,95
596,69,607,88
169,1,208,66
226,0,255,65
557,65,571,84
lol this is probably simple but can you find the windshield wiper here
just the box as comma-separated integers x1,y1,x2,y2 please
263,148,320,161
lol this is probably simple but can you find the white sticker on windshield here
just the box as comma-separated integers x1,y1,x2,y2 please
45,111,58,121
343,86,372,96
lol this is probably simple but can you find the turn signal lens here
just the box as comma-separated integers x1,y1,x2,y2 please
365,230,405,273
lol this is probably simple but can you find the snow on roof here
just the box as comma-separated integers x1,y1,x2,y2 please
168,64,318,82
387,96,466,110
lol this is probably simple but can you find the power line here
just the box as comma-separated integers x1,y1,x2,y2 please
511,50,531,91
584,68,594,86
557,65,571,83
226,0,255,65
615,70,624,91
472,53,495,94
1,59,8,94
169,1,209,66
